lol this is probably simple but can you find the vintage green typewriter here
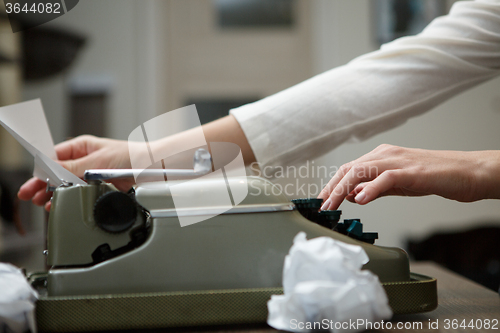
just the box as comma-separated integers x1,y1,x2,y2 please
30,149,437,332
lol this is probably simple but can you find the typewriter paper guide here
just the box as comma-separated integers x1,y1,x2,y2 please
0,99,85,186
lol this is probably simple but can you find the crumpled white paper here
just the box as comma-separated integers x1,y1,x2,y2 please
267,232,392,333
0,263,38,333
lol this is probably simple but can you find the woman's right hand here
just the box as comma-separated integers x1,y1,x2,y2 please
18,135,133,211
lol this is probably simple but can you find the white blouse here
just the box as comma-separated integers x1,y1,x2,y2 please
230,0,500,177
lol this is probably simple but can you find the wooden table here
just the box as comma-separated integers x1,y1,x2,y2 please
150,262,499,333
376,262,500,332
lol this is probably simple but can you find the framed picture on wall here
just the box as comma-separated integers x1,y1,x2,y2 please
374,0,447,45
215,0,295,28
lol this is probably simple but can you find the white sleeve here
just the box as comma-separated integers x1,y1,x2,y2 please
230,0,500,175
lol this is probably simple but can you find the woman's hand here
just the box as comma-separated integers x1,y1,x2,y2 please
318,144,500,210
18,135,133,211
17,114,256,212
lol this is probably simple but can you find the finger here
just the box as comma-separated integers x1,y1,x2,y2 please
55,135,96,161
31,189,53,206
18,177,47,201
353,169,412,205
318,162,354,202
345,183,367,202
318,147,393,202
325,161,390,210
45,201,52,212
345,191,356,203
59,154,96,178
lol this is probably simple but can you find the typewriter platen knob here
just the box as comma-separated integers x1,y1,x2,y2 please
94,192,138,233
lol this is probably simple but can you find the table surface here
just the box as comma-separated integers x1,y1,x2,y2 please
145,262,499,333
375,262,500,333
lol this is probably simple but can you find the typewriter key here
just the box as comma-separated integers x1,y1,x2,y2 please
291,198,323,221
317,210,342,229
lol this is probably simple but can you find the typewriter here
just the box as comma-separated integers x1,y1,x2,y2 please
0,100,435,331
32,149,437,332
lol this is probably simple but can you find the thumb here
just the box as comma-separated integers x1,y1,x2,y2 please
58,155,94,178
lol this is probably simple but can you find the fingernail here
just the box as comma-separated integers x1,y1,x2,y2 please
355,191,366,204
321,198,331,210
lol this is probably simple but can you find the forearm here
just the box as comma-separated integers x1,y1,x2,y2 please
475,150,500,200
202,115,256,165
150,115,256,169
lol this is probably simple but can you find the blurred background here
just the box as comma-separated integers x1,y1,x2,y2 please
0,0,499,290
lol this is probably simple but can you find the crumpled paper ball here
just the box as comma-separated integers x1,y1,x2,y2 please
0,263,38,333
267,232,392,333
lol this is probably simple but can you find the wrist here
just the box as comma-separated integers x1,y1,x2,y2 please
472,151,500,200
